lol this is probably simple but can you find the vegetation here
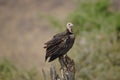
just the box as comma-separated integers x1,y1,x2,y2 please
0,0,120,80
0,59,42,80
48,0,120,80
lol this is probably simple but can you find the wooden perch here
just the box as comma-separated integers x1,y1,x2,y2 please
50,65,60,80
42,69,47,80
50,55,75,80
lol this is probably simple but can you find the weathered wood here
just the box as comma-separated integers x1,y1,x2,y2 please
42,68,47,80
50,55,75,80
59,55,75,80
50,65,60,80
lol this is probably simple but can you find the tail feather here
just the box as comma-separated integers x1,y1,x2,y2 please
48,54,59,62
45,55,48,62
45,45,59,62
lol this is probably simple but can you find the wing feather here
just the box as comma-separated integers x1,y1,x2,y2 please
48,45,70,62
44,32,75,62
45,38,67,61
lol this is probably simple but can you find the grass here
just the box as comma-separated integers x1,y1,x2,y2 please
0,59,43,80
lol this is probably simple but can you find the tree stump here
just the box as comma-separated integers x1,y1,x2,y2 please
50,55,75,80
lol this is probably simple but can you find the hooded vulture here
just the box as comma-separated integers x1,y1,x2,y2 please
44,22,75,62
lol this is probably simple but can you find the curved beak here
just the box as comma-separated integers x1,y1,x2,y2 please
68,28,72,33
68,26,73,33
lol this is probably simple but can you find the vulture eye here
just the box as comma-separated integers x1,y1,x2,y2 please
66,22,73,27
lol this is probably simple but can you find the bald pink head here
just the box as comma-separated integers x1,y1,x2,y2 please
66,22,73,33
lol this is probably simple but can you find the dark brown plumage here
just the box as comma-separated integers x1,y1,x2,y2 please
44,22,75,62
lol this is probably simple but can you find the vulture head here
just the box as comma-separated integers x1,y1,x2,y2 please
66,22,73,33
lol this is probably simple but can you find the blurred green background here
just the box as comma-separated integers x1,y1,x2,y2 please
0,0,120,80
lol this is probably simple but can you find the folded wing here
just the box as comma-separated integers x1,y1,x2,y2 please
44,33,74,62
